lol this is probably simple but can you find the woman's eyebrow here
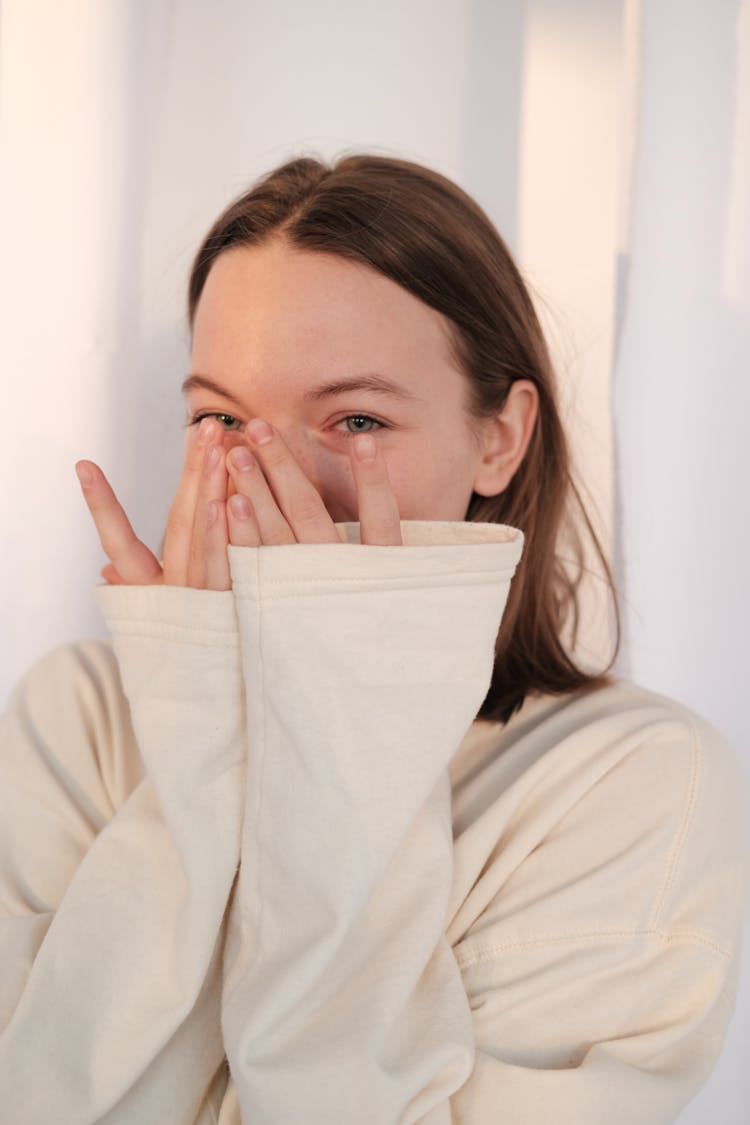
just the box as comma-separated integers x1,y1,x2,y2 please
182,373,421,404
181,374,245,407
304,374,421,402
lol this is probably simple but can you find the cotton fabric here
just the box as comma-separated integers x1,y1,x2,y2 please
0,521,745,1123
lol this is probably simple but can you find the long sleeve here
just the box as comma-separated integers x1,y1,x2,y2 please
4,518,743,1124
219,520,524,1124
446,686,749,1124
0,587,244,1123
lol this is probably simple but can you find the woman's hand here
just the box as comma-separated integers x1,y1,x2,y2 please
224,419,402,550
76,417,402,592
76,417,230,589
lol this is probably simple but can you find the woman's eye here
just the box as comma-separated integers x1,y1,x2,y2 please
190,412,242,431
338,414,383,435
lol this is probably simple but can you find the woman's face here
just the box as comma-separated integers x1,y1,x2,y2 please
187,240,497,523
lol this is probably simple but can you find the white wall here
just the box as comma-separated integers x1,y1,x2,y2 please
614,2,750,1120
0,0,529,701
518,0,624,668
1,0,617,692
0,0,172,689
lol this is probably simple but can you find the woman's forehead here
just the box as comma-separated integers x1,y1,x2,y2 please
190,241,458,392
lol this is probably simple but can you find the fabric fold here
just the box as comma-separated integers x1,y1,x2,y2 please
0,587,244,1123
220,523,523,1123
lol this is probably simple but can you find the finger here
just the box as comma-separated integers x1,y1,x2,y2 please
349,435,402,546
100,563,126,585
203,500,231,591
163,417,218,586
227,492,262,547
186,440,229,588
227,444,296,545
244,420,339,544
76,461,163,583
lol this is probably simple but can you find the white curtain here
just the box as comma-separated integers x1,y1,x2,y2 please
1,1,747,1119
0,0,173,682
613,3,750,1120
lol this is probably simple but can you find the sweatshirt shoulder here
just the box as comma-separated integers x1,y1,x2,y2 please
3,640,143,812
11,638,120,698
450,680,748,957
576,678,733,750
521,678,744,809
575,681,747,862
543,681,748,902
609,683,749,948
455,679,744,818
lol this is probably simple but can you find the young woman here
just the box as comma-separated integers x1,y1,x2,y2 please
0,155,746,1124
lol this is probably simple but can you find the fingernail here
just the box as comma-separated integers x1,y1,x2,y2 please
198,418,215,445
353,434,376,463
76,462,93,487
230,446,255,471
229,493,253,520
246,418,273,445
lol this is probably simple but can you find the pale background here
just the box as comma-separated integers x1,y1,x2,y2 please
1,1,748,1120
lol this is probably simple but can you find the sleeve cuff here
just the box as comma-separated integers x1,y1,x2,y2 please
228,520,524,596
94,584,238,645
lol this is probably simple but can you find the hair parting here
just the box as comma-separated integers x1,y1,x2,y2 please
188,154,620,722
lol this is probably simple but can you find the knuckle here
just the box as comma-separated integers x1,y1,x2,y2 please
263,526,294,546
287,497,325,528
260,445,287,471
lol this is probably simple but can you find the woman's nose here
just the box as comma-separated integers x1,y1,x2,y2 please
269,427,358,521
233,422,326,490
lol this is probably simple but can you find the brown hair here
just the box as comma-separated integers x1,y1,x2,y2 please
188,154,619,722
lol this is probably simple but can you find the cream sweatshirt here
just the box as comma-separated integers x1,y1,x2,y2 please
0,521,746,1125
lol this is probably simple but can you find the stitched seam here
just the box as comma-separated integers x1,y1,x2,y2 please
233,571,516,591
102,616,235,634
231,578,515,602
103,620,237,645
252,550,266,963
455,927,732,968
648,723,702,929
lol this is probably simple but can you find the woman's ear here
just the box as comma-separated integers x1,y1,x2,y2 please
471,380,539,497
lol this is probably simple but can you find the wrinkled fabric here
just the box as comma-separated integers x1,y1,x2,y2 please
0,520,745,1124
